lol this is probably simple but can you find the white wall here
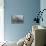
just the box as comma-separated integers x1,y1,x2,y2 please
0,0,4,42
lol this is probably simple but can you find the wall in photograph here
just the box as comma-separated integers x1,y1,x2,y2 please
40,0,46,27
4,0,40,42
40,0,46,44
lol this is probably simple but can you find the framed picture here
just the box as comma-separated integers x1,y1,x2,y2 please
11,15,24,24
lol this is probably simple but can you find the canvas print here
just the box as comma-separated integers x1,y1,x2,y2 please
11,15,24,24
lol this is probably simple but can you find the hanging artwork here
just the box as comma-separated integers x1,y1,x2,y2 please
11,15,24,24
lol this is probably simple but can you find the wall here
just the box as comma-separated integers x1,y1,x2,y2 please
40,0,46,45
40,0,46,26
0,0,4,42
4,0,40,42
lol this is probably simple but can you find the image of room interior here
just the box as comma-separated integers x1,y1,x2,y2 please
0,0,46,46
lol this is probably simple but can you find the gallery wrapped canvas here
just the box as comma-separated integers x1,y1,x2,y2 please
11,15,24,24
